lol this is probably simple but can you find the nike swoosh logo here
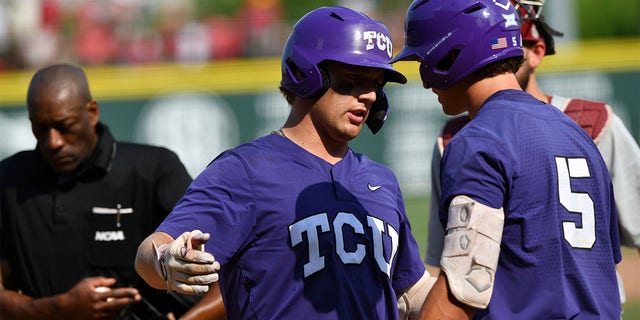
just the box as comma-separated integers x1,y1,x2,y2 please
367,183,382,192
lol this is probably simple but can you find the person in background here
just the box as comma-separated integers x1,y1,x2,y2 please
424,0,640,310
392,0,621,318
0,63,225,319
135,6,435,320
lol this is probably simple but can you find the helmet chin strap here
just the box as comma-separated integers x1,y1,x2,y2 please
366,88,389,135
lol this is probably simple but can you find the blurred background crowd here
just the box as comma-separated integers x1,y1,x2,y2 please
0,0,392,71
0,0,637,72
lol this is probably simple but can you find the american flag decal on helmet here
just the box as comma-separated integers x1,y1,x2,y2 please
491,37,508,49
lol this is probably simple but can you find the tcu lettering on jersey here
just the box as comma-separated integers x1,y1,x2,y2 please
363,31,393,58
289,212,399,278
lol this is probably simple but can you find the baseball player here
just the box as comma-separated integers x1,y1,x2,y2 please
425,0,640,309
135,6,435,319
392,0,621,318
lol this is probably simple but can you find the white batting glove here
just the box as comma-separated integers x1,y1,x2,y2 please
154,230,220,294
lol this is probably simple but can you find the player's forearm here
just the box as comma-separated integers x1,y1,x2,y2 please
398,271,437,320
135,232,174,290
179,283,226,320
0,290,70,320
418,274,475,320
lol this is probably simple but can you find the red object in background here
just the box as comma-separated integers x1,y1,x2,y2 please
121,31,164,64
74,24,118,65
73,1,118,65
41,0,60,30
206,16,244,59
238,0,283,30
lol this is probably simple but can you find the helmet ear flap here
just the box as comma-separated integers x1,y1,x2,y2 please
282,55,330,99
314,64,331,99
366,88,389,134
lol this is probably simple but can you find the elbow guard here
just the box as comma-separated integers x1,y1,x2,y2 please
440,195,504,309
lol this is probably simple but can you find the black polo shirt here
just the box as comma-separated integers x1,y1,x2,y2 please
1,123,192,298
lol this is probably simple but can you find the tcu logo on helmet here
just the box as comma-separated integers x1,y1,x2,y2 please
364,31,393,58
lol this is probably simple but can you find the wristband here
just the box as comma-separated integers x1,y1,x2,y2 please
152,241,170,282
159,255,168,281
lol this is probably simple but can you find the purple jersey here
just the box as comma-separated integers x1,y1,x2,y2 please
158,134,425,319
440,90,621,319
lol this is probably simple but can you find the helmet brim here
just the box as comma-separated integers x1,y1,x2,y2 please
390,46,422,64
385,68,407,84
335,59,407,84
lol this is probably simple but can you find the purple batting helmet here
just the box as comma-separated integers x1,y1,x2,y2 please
280,6,407,134
391,0,523,89
281,6,407,97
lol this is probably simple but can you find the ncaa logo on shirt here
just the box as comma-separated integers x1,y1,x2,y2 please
94,230,126,241
363,31,393,58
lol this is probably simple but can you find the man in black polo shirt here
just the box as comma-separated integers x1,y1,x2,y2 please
0,63,225,319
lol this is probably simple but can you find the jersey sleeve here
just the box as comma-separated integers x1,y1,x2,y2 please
440,136,510,212
391,179,427,293
156,151,256,265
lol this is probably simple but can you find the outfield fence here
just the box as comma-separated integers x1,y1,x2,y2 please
1,38,638,196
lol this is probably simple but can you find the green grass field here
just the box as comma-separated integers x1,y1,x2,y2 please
624,304,640,320
403,196,640,319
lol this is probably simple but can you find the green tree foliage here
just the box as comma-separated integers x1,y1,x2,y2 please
191,0,638,39
577,0,640,38
280,0,338,20
192,0,339,21
193,0,239,18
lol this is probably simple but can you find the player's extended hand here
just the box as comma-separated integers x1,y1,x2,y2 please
63,277,140,319
160,230,220,294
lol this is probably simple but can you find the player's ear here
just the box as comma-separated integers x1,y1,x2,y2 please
86,100,99,127
527,40,546,69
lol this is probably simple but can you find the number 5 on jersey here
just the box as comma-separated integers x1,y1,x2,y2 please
555,156,596,249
